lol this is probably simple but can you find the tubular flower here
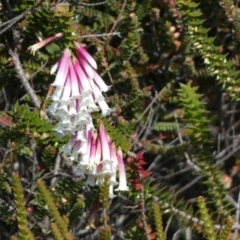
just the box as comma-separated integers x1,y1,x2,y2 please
47,44,111,138
28,33,63,55
64,123,128,198
115,148,129,191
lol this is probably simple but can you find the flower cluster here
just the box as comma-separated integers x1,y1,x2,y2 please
29,35,128,197
63,124,128,198
47,44,112,138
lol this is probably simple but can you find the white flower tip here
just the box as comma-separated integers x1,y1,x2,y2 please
108,178,118,186
50,61,60,74
85,175,96,186
96,83,111,93
55,32,64,38
109,193,116,198
64,47,71,54
73,166,85,177
103,85,112,92
28,33,63,56
115,186,129,191
101,108,112,117
28,45,37,55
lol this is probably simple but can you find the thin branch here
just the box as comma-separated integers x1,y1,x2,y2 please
109,0,127,34
78,28,144,39
172,229,182,240
164,215,173,239
2,87,10,111
51,153,62,187
172,175,202,198
233,184,240,239
0,11,30,30
175,114,201,172
135,106,154,144
8,49,41,108
158,166,192,180
0,0,44,36
216,142,240,166
28,61,48,81
31,138,37,192
163,200,240,231
77,0,109,6
226,194,238,208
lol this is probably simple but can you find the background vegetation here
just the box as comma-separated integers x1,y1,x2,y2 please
1,0,240,239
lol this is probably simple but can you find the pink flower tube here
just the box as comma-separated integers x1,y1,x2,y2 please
28,33,63,55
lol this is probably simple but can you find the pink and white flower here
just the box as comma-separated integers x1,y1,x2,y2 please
116,148,129,191
75,42,97,70
28,33,63,55
47,44,111,138
39,36,128,197
65,124,128,198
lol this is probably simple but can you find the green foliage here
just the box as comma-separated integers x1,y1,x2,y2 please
0,54,14,89
33,190,48,221
99,175,110,210
219,217,234,240
10,236,19,240
68,199,85,226
12,102,52,136
136,0,152,21
99,225,112,240
144,142,189,155
0,171,11,194
37,179,74,240
23,6,77,45
99,118,131,154
177,82,210,145
220,0,240,44
177,82,230,217
108,31,135,72
51,222,64,240
54,178,85,214
152,202,165,240
177,0,240,100
123,61,144,111
197,196,216,240
153,121,178,132
79,3,115,31
40,145,56,170
12,173,34,240
115,119,136,138
157,80,177,103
